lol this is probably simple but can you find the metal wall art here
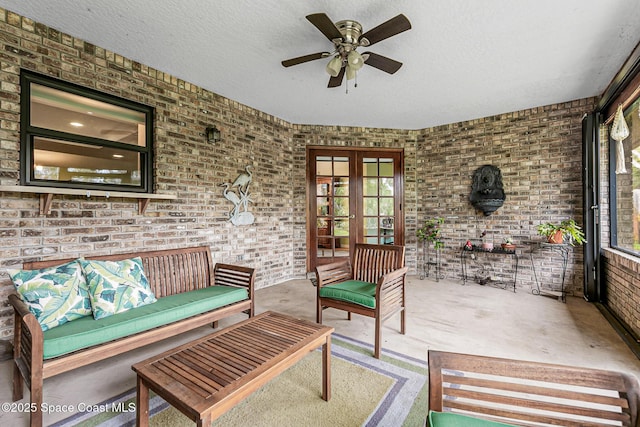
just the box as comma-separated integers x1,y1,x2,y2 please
469,165,506,216
220,165,255,226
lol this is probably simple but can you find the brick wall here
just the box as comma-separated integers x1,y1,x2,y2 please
604,251,640,335
411,102,594,294
0,9,598,339
0,10,297,338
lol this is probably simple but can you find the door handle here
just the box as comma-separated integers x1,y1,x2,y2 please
349,214,355,219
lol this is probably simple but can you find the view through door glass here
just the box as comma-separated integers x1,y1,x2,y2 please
315,155,352,261
363,157,396,244
307,148,404,272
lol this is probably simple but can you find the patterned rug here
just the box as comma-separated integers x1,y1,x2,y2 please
52,334,428,427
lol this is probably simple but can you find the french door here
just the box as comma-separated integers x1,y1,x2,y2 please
306,147,404,272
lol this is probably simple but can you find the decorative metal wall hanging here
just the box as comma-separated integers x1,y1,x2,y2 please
220,165,255,226
469,165,506,216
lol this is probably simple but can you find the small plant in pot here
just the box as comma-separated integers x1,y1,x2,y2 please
501,237,516,250
416,217,444,249
536,219,586,246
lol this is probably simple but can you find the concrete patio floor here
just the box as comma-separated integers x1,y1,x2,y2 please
2,275,639,426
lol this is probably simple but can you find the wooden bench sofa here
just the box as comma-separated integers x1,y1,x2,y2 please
8,245,255,427
315,243,408,358
428,350,640,426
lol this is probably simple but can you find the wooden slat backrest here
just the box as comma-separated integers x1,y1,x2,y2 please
22,246,214,298
428,350,640,427
352,243,405,283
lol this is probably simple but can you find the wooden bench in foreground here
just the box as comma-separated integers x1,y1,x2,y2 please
428,350,640,426
132,311,334,426
9,245,255,427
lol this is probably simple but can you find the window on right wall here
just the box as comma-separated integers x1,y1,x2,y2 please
610,97,640,256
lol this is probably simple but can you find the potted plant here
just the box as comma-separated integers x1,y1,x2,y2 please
417,217,444,249
501,237,516,250
536,219,586,246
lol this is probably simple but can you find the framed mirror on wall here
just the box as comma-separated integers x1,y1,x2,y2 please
20,70,154,193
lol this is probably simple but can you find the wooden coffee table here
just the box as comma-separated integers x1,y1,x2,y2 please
132,311,334,426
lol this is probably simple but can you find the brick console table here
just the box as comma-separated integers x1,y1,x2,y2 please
132,311,334,426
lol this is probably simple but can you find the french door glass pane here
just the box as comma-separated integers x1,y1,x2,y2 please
334,157,349,176
334,177,349,195
363,158,377,176
380,178,394,196
336,237,350,255
364,198,378,215
334,218,349,236
380,198,394,216
316,156,332,175
379,159,394,176
363,178,378,196
334,197,349,217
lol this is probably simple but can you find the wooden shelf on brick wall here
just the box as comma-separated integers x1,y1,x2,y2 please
0,185,176,215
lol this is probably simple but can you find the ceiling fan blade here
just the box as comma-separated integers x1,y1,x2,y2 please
360,14,411,46
363,52,403,74
282,52,330,67
306,13,343,41
327,67,345,88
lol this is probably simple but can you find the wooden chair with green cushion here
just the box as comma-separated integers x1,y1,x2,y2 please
315,243,407,358
428,349,640,427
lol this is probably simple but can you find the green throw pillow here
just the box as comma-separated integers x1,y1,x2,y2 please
8,260,92,331
79,257,157,320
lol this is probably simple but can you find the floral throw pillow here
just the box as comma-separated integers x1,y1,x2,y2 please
79,257,157,320
8,260,92,331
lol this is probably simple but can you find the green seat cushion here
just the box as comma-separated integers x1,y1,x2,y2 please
319,280,376,309
42,285,248,359
428,411,518,427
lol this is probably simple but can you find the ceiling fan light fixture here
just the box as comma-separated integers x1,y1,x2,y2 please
347,50,364,70
326,56,342,77
346,65,357,80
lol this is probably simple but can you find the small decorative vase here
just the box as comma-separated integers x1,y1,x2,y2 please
481,242,493,251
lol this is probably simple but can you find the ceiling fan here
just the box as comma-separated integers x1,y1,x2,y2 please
281,13,411,88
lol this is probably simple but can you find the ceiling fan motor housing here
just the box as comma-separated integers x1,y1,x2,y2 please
334,20,369,49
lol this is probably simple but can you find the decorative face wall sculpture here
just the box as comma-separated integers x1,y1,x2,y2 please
469,165,505,216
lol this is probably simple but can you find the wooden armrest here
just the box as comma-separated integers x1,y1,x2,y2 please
9,293,43,379
214,263,255,289
315,259,352,287
8,293,31,318
377,266,408,292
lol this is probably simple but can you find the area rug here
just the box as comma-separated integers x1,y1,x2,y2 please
52,334,428,427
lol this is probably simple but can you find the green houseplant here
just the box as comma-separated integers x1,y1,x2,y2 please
417,217,445,249
536,219,586,246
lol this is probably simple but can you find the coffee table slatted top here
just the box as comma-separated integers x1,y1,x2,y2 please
132,311,334,423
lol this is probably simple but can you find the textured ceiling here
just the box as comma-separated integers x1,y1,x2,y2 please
2,0,640,129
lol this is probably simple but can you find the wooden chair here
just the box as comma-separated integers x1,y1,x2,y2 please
315,243,407,358
428,350,640,427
